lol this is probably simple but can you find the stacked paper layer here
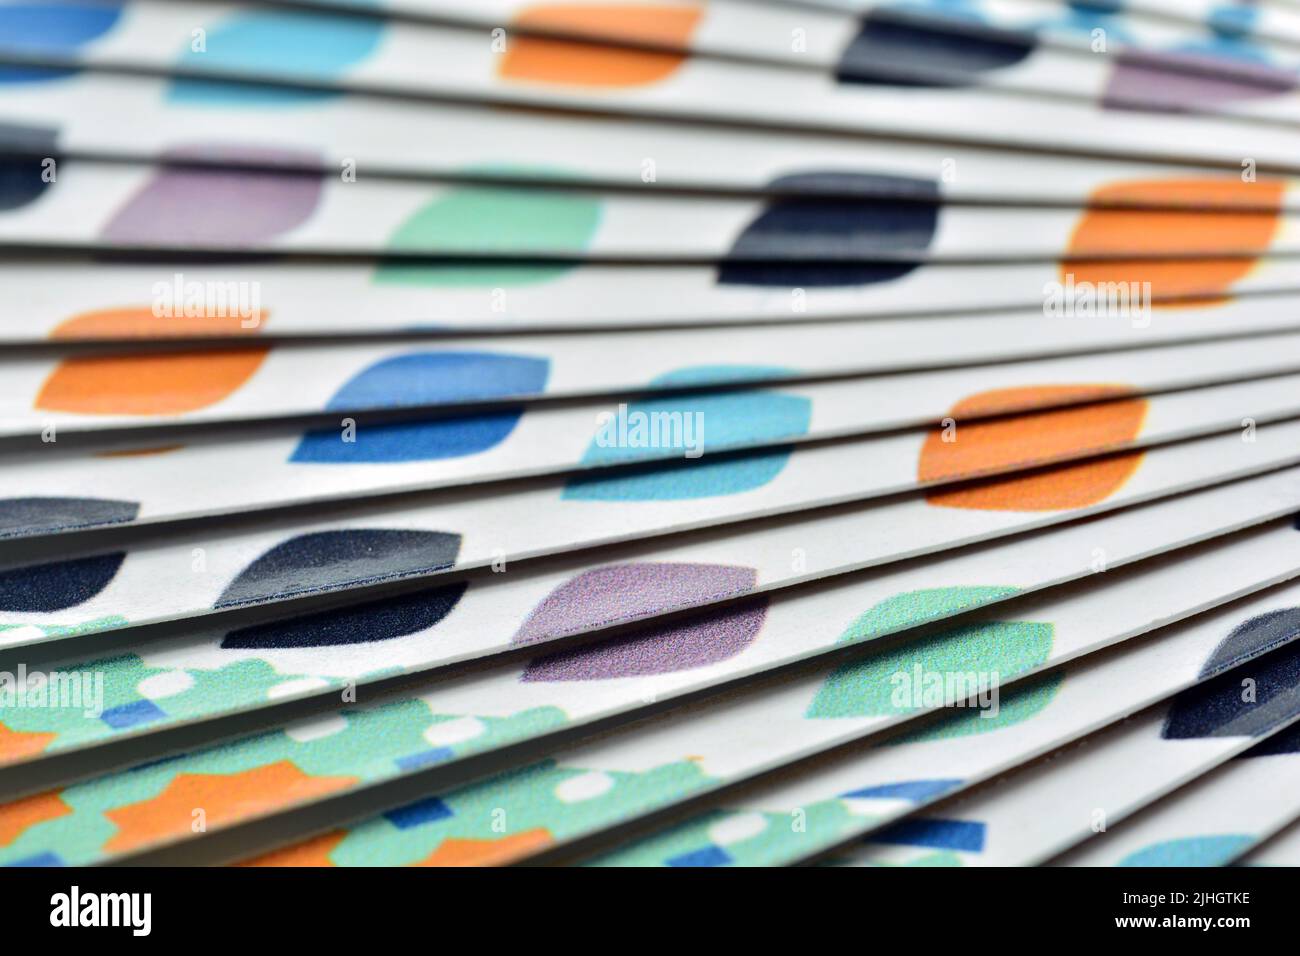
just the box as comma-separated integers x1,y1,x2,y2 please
4,0,1300,870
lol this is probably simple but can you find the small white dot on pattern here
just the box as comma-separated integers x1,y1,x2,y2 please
266,677,332,700
423,716,486,747
285,714,348,743
555,771,615,803
709,812,768,846
137,670,194,700
3,626,47,644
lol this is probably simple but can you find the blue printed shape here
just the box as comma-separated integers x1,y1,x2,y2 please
99,699,166,730
1119,835,1254,867
291,352,550,463
6,852,65,867
168,9,384,105
835,11,1035,86
563,365,810,501
717,172,940,287
222,581,467,649
394,748,454,772
0,1,122,84
214,529,461,608
0,1,122,54
1182,2,1268,65
384,796,453,830
666,845,733,867
841,779,962,802
870,818,986,852
0,552,125,612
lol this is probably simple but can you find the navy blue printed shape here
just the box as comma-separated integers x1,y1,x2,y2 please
870,818,986,852
0,553,126,612
0,123,60,211
383,797,453,830
1243,720,1300,757
0,496,138,538
213,529,462,609
1162,611,1300,740
835,12,1034,87
717,172,939,288
221,580,468,648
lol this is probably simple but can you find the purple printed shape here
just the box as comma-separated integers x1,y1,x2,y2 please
515,562,766,681
513,562,758,645
101,146,324,246
1104,54,1295,111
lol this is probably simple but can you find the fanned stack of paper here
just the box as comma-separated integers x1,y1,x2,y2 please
7,0,1300,870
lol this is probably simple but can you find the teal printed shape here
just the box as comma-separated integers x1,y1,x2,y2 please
375,171,601,287
807,588,1051,718
327,758,715,866
885,669,1064,743
587,800,861,867
563,365,810,501
1119,835,1255,867
169,9,384,105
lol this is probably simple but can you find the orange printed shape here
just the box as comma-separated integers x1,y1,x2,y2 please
1086,178,1286,211
104,761,359,854
928,453,1145,512
239,830,347,867
39,309,269,416
1070,179,1284,255
920,386,1148,512
0,722,56,762
412,828,554,866
937,384,1137,420
50,307,265,341
1062,179,1284,301
1063,258,1260,306
0,791,70,848
500,5,701,87
35,348,268,415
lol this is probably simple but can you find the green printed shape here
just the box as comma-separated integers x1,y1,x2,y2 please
423,706,570,759
374,173,601,287
0,653,162,747
153,660,353,724
330,758,715,866
1,656,359,754
808,619,1053,718
0,700,568,866
0,615,128,640
805,586,1050,719
838,587,1021,643
885,670,1065,743
587,800,863,867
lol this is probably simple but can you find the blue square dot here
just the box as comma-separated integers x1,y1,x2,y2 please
100,699,166,730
